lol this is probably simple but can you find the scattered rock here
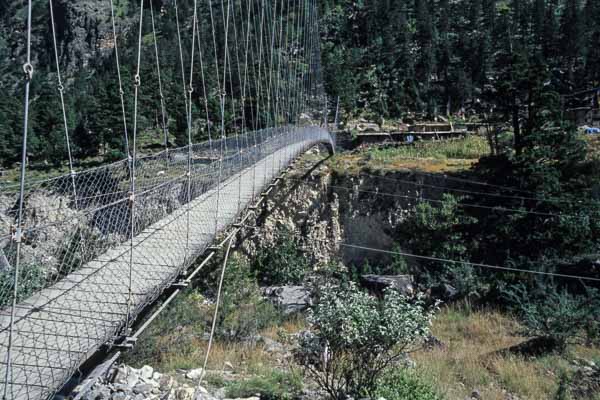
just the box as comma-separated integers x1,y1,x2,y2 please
575,357,598,369
139,365,154,380
113,366,139,388
360,274,414,296
110,392,127,400
261,336,287,353
423,334,446,351
213,387,227,399
175,386,195,400
78,363,238,400
226,397,260,400
570,365,600,399
85,386,111,400
262,285,311,314
470,389,482,399
132,383,154,395
159,374,175,390
223,361,235,371
185,368,205,380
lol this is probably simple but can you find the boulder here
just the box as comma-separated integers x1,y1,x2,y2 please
225,397,260,400
113,366,140,388
85,386,111,400
185,368,205,380
132,383,154,395
110,392,127,400
430,283,458,301
175,387,195,400
262,286,311,315
360,275,414,296
261,336,286,354
356,122,380,132
570,366,600,399
139,365,154,380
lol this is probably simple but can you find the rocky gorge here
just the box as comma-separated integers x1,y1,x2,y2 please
237,146,465,274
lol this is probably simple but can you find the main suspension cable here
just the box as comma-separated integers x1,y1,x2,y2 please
149,0,170,161
49,0,78,207
173,0,189,120
3,0,34,396
108,0,132,167
126,0,146,332
195,17,214,151
184,0,199,267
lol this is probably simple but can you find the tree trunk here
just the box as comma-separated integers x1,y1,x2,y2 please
513,100,522,156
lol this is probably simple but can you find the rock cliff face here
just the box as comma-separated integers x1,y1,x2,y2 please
0,0,131,88
237,147,456,269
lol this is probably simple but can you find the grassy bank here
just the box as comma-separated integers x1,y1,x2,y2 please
126,287,600,400
329,135,489,175
415,305,600,400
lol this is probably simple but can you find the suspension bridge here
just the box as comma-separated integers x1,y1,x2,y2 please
0,0,333,399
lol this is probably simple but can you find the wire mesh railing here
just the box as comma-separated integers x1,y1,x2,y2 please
0,125,333,400
1,0,331,396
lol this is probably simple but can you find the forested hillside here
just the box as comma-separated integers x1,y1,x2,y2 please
321,0,600,119
0,0,323,168
1,0,600,168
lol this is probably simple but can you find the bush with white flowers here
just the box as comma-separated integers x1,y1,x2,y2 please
295,282,438,399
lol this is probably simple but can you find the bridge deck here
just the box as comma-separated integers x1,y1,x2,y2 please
0,138,317,400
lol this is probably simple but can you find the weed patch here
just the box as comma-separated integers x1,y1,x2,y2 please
225,370,303,400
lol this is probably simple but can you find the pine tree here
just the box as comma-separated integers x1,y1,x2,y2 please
559,0,582,89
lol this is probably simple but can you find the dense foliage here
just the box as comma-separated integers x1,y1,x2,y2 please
0,0,321,168
320,0,600,121
375,368,445,400
506,282,600,352
209,256,281,340
296,283,437,399
251,228,310,285
225,370,303,400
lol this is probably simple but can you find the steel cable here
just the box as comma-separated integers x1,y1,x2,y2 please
3,0,34,397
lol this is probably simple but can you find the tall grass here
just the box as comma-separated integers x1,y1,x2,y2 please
367,135,489,162
413,305,600,400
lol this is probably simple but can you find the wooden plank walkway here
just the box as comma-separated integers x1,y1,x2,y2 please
0,138,317,400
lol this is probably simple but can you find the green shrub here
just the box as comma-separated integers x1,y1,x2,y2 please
375,368,445,400
124,289,210,366
225,370,303,400
218,257,282,340
103,149,126,163
251,228,310,286
205,373,226,388
506,282,600,353
400,194,482,297
349,245,409,282
296,283,438,399
0,263,45,306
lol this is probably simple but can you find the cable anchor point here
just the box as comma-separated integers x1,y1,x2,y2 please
23,63,34,81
